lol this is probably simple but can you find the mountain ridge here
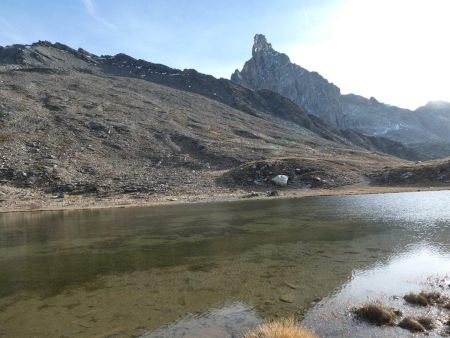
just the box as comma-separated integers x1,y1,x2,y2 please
0,40,425,161
1,39,445,206
231,34,450,159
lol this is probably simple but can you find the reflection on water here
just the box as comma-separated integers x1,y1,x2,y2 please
304,246,450,337
0,190,449,337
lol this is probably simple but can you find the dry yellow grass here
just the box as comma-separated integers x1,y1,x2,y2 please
398,317,426,332
242,318,318,338
403,291,445,307
354,303,399,326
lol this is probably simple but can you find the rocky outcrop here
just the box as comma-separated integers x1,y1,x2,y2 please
220,158,364,189
370,158,450,186
231,34,450,159
232,35,342,126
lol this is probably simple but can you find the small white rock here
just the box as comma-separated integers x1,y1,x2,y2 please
272,175,288,187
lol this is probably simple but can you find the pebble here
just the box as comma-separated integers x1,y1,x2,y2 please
283,281,300,289
279,293,295,303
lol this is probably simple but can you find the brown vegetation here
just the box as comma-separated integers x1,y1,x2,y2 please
242,318,318,338
353,292,447,335
416,316,435,330
354,303,399,326
398,317,426,332
404,291,446,306
404,293,428,306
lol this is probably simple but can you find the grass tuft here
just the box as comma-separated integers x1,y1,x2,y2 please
398,317,426,332
354,303,399,326
242,318,318,338
416,316,435,330
404,291,445,306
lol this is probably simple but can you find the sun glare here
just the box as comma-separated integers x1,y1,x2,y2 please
285,0,450,109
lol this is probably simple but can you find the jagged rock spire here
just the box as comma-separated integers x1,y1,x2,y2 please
233,33,343,126
252,34,273,56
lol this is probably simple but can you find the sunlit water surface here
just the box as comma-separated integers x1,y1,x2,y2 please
0,190,450,337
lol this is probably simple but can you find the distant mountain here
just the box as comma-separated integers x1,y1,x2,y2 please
415,101,450,141
0,41,419,195
232,34,450,159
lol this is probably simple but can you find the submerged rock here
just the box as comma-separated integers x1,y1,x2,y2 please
279,293,295,303
283,281,300,289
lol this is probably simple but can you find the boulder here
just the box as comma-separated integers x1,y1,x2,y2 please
272,175,288,187
243,191,259,198
401,171,414,179
267,190,279,197
88,121,108,132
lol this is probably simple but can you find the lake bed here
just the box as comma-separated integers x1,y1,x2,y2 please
1,190,450,337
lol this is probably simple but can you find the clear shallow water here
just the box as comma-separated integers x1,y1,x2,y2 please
0,190,450,337
303,246,450,337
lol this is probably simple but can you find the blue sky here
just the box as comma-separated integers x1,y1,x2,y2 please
0,0,324,77
1,0,449,109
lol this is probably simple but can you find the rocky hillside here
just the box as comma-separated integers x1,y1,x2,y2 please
0,41,424,158
0,41,435,199
370,158,450,186
231,34,450,159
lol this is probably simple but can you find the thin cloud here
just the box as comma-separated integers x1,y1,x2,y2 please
81,0,117,30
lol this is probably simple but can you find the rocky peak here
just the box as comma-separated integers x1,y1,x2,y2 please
232,34,342,126
252,34,273,56
0,41,100,70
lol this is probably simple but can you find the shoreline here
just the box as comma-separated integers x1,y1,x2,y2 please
1,184,449,214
